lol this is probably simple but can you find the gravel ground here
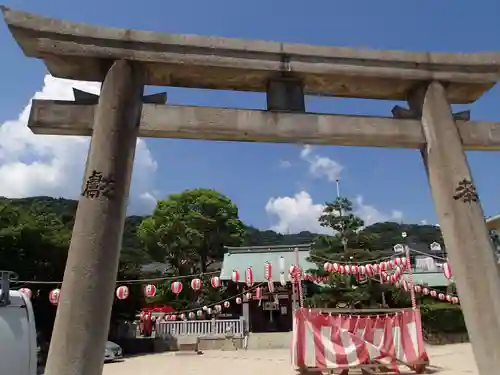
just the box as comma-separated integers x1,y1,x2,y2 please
102,343,478,375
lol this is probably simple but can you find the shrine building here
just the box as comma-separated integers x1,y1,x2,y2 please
219,244,315,333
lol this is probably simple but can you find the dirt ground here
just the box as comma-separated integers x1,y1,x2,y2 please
102,343,478,375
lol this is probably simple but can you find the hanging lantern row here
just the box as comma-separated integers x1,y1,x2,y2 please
382,275,459,305
323,257,409,276
378,267,405,284
139,286,273,322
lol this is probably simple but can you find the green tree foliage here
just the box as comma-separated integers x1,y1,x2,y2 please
0,197,151,340
137,189,245,310
138,189,245,274
317,197,369,253
308,197,410,309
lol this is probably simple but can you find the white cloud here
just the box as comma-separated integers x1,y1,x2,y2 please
0,75,158,214
420,219,428,225
265,191,328,234
353,196,403,225
278,160,292,169
300,145,343,182
265,191,403,234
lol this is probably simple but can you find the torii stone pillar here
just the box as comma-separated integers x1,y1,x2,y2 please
411,81,500,375
44,60,144,375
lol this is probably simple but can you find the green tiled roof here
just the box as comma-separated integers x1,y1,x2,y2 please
220,245,316,283
402,272,450,287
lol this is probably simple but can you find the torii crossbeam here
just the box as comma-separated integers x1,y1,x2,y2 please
3,6,500,375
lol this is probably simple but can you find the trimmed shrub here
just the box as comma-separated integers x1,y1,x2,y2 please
420,302,467,334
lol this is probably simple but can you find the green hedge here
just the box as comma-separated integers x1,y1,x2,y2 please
420,303,467,334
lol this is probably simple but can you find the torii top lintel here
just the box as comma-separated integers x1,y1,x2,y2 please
3,6,500,104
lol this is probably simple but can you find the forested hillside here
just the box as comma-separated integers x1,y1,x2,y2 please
0,195,443,272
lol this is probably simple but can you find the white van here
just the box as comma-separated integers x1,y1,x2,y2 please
0,288,38,375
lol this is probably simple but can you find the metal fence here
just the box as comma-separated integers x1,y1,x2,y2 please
156,318,245,338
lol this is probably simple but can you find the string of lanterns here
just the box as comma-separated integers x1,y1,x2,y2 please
321,256,459,305
16,254,456,306
323,256,409,277
395,279,459,304
141,282,267,321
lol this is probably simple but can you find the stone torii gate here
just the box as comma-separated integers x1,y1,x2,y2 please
3,6,500,375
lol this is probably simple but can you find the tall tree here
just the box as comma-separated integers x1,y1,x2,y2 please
318,197,365,252
307,197,389,308
138,189,245,274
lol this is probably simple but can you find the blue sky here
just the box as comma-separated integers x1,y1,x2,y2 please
1,0,500,233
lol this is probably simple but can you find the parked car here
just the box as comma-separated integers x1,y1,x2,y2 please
104,341,123,362
0,289,37,375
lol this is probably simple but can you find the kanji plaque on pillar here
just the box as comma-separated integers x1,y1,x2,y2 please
81,170,116,199
453,178,479,203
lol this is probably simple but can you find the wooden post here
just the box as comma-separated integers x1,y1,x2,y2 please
410,81,500,375
44,60,144,375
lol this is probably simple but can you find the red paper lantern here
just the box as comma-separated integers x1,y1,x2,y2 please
323,262,331,272
210,276,221,288
344,265,351,274
332,263,339,272
188,312,195,319
255,287,263,299
339,265,345,274
180,313,186,320
445,295,452,302
236,297,242,304
223,301,230,308
264,262,273,281
267,281,275,293
430,290,437,297
144,284,157,297
365,264,373,275
414,285,422,293
215,304,222,313
19,288,32,299
245,267,254,287
373,263,379,273
443,262,453,280
49,288,60,305
197,310,203,317
170,281,183,295
115,285,129,300
351,265,358,274
231,270,240,283
190,278,202,291
359,265,366,275
422,287,429,295
438,293,445,300
451,296,459,304
379,262,387,272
